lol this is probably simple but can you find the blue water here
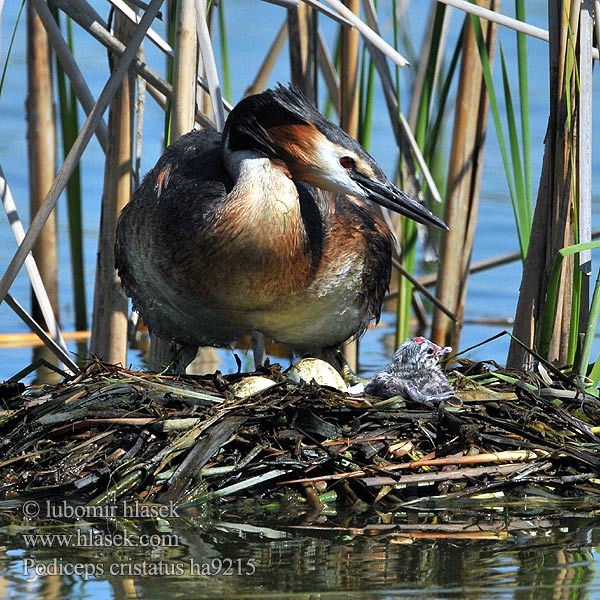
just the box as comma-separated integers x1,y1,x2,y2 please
0,1,598,383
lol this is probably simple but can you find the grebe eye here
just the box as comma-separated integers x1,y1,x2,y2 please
339,156,355,169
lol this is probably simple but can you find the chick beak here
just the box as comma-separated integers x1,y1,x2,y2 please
432,343,452,358
352,172,448,231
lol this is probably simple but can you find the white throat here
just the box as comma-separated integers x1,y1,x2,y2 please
221,142,302,246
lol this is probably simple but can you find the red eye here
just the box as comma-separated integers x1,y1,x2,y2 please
413,336,426,343
339,156,355,169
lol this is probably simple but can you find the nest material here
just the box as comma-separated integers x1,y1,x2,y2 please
1,360,600,509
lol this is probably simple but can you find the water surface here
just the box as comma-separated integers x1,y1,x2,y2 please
2,498,600,599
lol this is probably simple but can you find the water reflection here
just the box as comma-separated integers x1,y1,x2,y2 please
0,499,599,599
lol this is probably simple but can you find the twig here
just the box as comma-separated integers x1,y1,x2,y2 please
386,449,549,470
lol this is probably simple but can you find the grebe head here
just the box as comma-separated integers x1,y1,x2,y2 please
223,85,448,231
395,337,452,370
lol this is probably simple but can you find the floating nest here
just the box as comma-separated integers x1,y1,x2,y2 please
1,358,600,512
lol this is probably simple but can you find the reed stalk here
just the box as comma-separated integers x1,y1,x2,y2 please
358,32,375,150
216,0,231,102
196,0,224,130
538,240,600,380
507,0,590,369
89,10,134,364
51,0,214,130
322,0,409,67
340,0,360,372
397,4,451,346
431,2,497,351
393,0,415,349
50,8,87,337
167,0,197,143
360,0,446,347
340,0,360,136
27,0,60,382
32,0,108,150
515,0,532,217
575,0,594,357
149,0,198,372
287,2,317,99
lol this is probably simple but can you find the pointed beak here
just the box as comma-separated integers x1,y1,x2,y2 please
352,172,448,231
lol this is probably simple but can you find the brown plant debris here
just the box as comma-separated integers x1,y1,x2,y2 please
0,359,599,510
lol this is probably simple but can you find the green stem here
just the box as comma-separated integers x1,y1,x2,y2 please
50,8,87,331
217,0,231,103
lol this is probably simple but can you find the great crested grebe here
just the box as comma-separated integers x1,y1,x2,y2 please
115,85,447,372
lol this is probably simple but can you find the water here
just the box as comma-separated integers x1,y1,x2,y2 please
2,498,600,599
1,1,600,598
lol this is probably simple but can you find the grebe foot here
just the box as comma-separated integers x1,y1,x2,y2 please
251,330,266,369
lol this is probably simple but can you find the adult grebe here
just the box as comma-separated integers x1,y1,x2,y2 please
115,85,447,372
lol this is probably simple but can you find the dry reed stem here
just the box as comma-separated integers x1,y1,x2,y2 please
27,2,60,381
52,0,216,128
340,0,360,372
31,0,108,151
4,293,78,373
408,4,450,132
287,2,317,98
90,11,134,365
340,0,360,137
508,0,583,367
301,0,354,26
317,28,340,111
432,1,497,351
107,0,233,114
387,449,549,469
391,257,455,321
281,462,534,486
148,0,198,371
171,0,199,136
578,0,594,274
0,330,89,348
361,462,542,487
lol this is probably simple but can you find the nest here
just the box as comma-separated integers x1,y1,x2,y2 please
1,359,599,512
